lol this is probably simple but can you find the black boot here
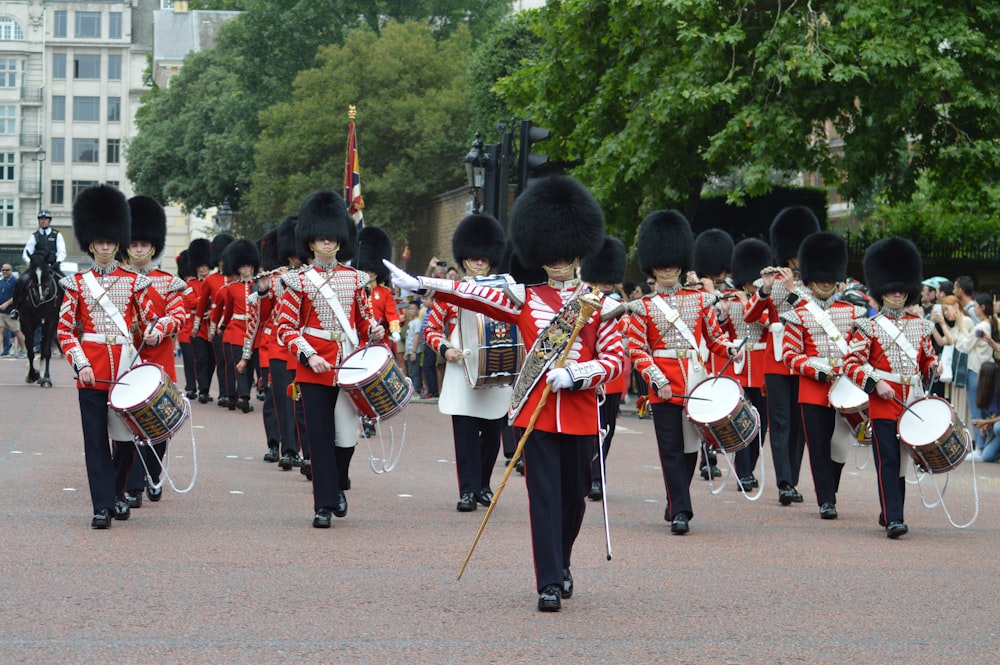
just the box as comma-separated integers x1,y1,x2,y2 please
335,446,355,491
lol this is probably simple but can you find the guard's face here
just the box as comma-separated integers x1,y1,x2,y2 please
463,258,490,276
310,237,340,257
90,240,118,265
810,281,836,299
238,265,254,279
128,240,154,264
882,291,907,308
653,266,681,287
543,259,578,281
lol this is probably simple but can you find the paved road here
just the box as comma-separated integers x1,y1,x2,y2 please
1,355,998,664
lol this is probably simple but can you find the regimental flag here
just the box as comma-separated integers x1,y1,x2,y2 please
344,107,365,230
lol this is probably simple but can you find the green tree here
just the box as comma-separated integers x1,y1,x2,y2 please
249,21,473,240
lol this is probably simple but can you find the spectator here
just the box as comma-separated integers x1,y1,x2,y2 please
937,279,953,300
937,295,974,423
956,293,1000,451
0,263,27,358
920,279,940,317
971,361,1000,462
403,299,423,394
420,293,439,398
954,275,978,323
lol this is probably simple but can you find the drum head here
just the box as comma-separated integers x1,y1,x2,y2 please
686,376,741,424
899,398,952,445
338,345,392,387
829,377,867,409
109,364,162,409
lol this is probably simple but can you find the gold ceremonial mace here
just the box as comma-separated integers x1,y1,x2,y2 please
457,291,603,580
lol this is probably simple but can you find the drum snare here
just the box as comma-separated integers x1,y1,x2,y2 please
109,363,190,444
897,396,970,474
338,345,413,421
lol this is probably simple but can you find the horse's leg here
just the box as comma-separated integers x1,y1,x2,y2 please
23,324,39,383
39,321,55,387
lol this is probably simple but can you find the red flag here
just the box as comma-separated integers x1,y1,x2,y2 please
344,113,364,230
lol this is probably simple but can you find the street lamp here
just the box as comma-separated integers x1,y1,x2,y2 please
215,197,234,232
35,147,46,207
463,131,488,214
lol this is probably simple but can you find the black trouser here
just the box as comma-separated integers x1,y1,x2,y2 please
452,414,504,496
650,401,698,520
269,359,299,455
591,392,621,483
224,342,251,400
298,383,342,512
421,342,438,396
521,428,590,593
259,366,280,451
765,373,805,489
871,418,906,524
735,386,767,478
213,335,227,398
79,389,118,513
179,341,197,394
193,336,214,396
801,403,844,506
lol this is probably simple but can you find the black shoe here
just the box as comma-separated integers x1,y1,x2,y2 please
588,480,603,501
886,521,908,539
779,486,796,506
237,398,253,413
292,455,304,468
256,389,266,401
91,509,111,529
125,492,142,509
146,484,162,502
300,459,312,481
738,476,755,492
217,396,231,408
112,499,131,521
750,474,759,488
278,453,294,470
185,390,198,399
197,394,213,404
362,419,376,438
671,514,690,535
457,493,477,512
313,508,332,528
790,487,804,503
515,458,524,475
820,502,838,520
700,465,722,480
263,447,279,463
537,584,562,612
477,488,494,507
332,492,348,518
561,568,574,599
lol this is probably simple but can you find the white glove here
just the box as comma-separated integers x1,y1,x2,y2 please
383,259,420,292
390,332,401,343
546,367,573,392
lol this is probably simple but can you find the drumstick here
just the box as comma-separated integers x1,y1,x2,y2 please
673,394,712,401
712,338,747,384
74,376,129,385
892,395,924,421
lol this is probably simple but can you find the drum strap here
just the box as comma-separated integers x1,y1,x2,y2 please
803,301,849,356
305,268,359,348
650,295,703,361
874,315,918,366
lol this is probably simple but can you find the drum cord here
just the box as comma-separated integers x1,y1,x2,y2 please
131,398,198,494
366,407,406,474
912,429,979,529
705,410,767,501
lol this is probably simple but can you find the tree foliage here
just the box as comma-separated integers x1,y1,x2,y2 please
248,21,473,240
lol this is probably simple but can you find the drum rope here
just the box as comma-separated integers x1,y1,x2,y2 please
913,430,979,529
706,409,766,501
131,399,198,494
366,407,406,474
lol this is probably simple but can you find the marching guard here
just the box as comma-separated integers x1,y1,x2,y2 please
219,239,262,414
186,238,215,403
193,233,234,405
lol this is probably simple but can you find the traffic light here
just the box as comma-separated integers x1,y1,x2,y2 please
516,119,550,195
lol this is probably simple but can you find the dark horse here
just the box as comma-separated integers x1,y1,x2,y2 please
12,250,63,387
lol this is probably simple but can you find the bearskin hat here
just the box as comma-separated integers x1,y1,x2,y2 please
452,214,506,270
798,232,847,285
276,215,299,263
581,236,627,285
297,190,352,258
72,185,131,256
637,210,694,278
863,236,922,306
127,196,167,259
222,238,261,277
210,233,235,267
356,225,393,284
259,229,281,272
502,240,547,286
176,250,193,280
509,175,604,269
187,237,211,270
770,206,820,267
731,238,772,287
694,229,735,278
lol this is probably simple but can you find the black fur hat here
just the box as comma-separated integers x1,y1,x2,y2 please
356,226,392,284
731,238,772,287
259,229,281,272
509,175,604,269
72,185,130,256
637,210,694,278
176,250,193,280
222,238,261,277
187,237,211,270
502,240,547,286
694,228,735,277
297,190,352,258
581,236,626,285
863,236,922,306
770,206,820,267
277,215,299,263
452,213,506,270
128,196,167,260
210,233,235,267
798,232,847,285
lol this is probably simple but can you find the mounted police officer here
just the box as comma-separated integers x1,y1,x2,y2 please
22,210,66,276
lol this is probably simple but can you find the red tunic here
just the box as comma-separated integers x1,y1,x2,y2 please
369,282,401,352
220,279,254,351
725,291,769,389
131,267,188,382
744,278,809,377
177,277,199,345
193,271,226,340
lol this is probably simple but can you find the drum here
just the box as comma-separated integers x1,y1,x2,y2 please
684,376,760,453
897,396,970,474
828,376,870,436
458,275,524,388
338,345,413,420
109,363,190,444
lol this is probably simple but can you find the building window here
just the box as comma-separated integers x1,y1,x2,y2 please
51,138,65,163
109,12,123,39
161,1,175,9
52,95,66,121
0,59,16,87
52,53,66,79
0,106,15,135
72,139,99,163
106,180,120,189
74,54,101,79
0,199,13,227
73,96,100,122
72,180,98,201
108,54,122,80
75,12,101,38
107,97,121,122
106,139,121,164
0,153,13,181
53,11,67,38
51,180,65,205
0,18,24,41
